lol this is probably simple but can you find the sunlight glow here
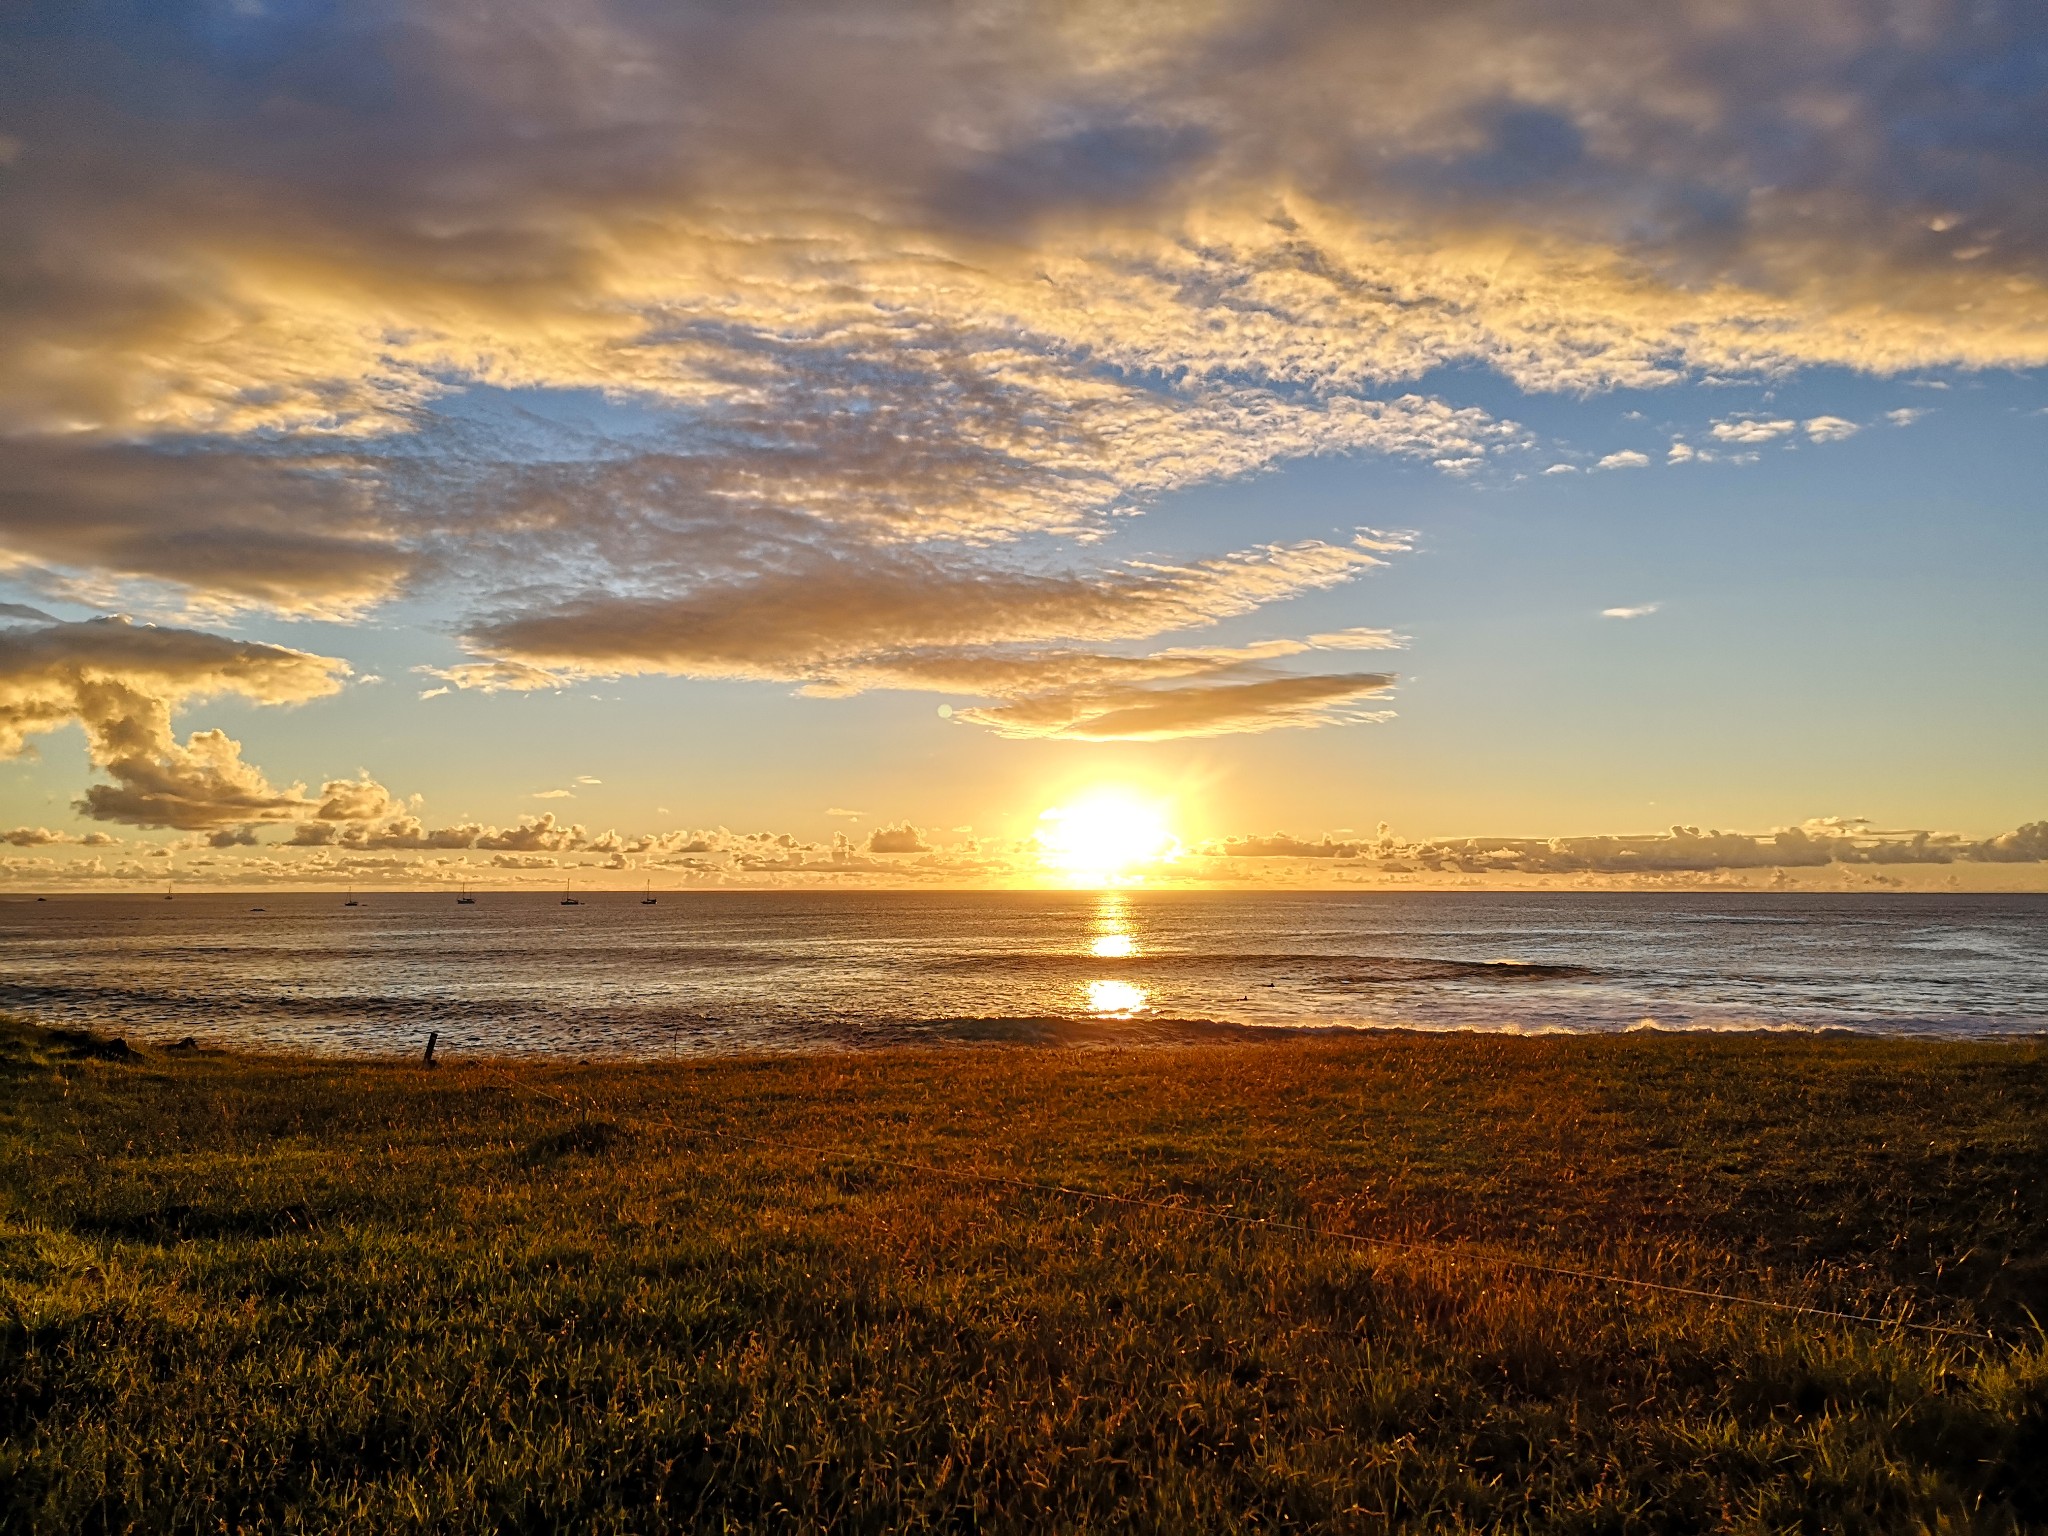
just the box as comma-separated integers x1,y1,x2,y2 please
1036,791,1179,886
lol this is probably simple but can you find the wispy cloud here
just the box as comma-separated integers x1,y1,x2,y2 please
1601,603,1660,620
431,534,1413,740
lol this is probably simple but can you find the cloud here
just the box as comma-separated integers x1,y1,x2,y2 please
1802,415,1861,442
9,3,2048,449
1306,626,1405,651
415,659,568,695
0,0,2037,794
434,534,1412,739
26,806,2045,891
1709,417,1798,444
75,727,313,831
1541,463,1578,474
313,775,405,823
2,826,72,847
532,788,574,800
1887,407,1928,426
1207,820,2048,873
954,671,1396,741
826,807,866,819
476,814,585,852
0,617,348,829
286,818,435,850
462,536,1403,681
1601,603,1660,619
0,0,2040,701
866,823,931,854
0,440,405,616
1666,441,1697,463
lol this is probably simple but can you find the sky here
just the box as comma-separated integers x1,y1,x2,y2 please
0,0,2044,890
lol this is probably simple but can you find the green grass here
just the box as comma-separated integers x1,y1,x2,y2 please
2,1017,2045,1533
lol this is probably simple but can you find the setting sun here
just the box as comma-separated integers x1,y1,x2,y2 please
1035,791,1179,885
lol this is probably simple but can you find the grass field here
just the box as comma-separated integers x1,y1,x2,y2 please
2,1018,2045,1533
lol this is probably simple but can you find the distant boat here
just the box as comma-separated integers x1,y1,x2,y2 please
164,880,174,901
560,877,580,907
343,885,359,907
641,878,656,905
457,882,475,905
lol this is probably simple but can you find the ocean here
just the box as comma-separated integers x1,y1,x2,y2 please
2,890,2043,1057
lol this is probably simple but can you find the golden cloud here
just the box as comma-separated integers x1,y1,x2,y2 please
0,618,349,829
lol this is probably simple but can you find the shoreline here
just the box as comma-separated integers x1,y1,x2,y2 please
26,1011,2048,1066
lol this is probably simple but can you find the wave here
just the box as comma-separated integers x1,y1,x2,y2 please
920,953,1596,981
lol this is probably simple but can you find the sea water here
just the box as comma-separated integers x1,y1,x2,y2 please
1,890,2042,1057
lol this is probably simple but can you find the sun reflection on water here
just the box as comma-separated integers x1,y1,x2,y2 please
1085,979,1149,1015
1084,894,1146,1013
1091,892,1137,956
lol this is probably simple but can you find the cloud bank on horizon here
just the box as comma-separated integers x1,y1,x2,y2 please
0,0,2044,842
9,813,2046,892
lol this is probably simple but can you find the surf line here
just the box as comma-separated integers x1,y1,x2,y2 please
462,1058,1992,1344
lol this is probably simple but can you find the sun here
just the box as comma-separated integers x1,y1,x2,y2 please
1036,790,1178,885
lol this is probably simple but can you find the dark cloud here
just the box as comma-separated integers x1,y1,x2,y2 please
866,823,930,854
0,440,403,613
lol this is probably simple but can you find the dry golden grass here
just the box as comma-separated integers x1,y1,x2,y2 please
2,1020,2045,1532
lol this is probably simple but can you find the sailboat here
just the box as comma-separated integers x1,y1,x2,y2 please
560,877,580,907
343,885,359,907
641,878,657,906
456,881,475,905
164,879,174,901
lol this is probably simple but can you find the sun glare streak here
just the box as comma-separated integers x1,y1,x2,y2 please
1037,790,1178,886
